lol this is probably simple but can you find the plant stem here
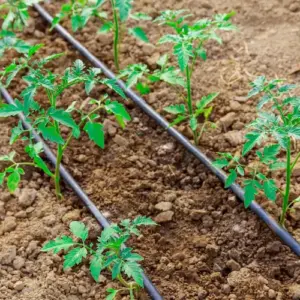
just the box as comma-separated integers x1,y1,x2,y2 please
111,0,120,71
280,139,292,226
54,144,63,199
185,65,197,144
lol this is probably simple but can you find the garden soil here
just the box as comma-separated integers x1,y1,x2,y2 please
1,0,300,299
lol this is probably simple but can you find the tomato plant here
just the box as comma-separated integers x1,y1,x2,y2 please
53,0,151,70
42,216,157,299
0,43,130,197
213,76,300,226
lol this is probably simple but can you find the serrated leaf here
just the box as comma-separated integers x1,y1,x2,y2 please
242,132,262,156
70,221,89,242
48,108,80,137
123,261,144,287
105,101,131,121
115,0,132,21
278,84,297,93
106,289,118,300
129,27,149,43
244,181,258,208
196,92,219,110
225,169,237,188
136,82,150,95
173,42,193,72
90,255,104,281
288,127,300,139
84,122,104,149
212,158,228,169
7,170,20,193
163,104,186,115
112,260,122,279
190,116,197,131
102,78,126,99
132,216,156,226
63,247,87,270
98,21,113,33
41,236,75,254
263,179,277,201
38,124,65,145
169,115,187,127
130,12,152,20
0,104,22,117
196,48,207,61
237,165,245,176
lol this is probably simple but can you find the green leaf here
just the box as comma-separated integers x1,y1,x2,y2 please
157,54,168,67
196,92,219,110
169,115,186,127
136,82,150,95
102,79,126,99
123,261,144,287
98,21,113,33
244,181,258,208
189,116,197,131
237,165,245,176
173,42,193,72
242,132,262,156
71,15,85,31
263,179,277,201
196,48,207,61
106,289,118,300
84,122,104,149
7,170,20,193
132,216,157,226
112,260,122,279
163,104,186,115
212,158,228,169
130,12,152,21
257,94,272,109
0,104,22,117
105,101,131,121
63,247,87,270
90,255,104,281
128,27,149,43
288,127,300,139
278,84,297,93
38,124,65,145
225,169,237,188
41,236,75,254
70,221,89,242
115,0,132,21
48,108,80,137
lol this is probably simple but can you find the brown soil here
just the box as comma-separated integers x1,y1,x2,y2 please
1,0,300,300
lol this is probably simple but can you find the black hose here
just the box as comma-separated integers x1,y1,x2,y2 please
0,87,163,300
33,4,300,256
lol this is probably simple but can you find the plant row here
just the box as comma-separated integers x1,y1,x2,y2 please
0,0,300,298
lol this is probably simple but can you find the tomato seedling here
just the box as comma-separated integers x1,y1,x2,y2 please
153,10,235,144
0,43,130,197
213,76,300,226
53,0,151,71
0,0,41,31
42,216,157,300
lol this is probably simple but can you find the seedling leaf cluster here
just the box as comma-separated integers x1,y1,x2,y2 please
213,77,300,226
42,216,157,299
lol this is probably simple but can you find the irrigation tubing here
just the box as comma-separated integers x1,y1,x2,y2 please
0,87,163,300
32,4,300,256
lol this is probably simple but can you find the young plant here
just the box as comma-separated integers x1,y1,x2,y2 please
0,45,130,197
213,76,300,226
0,0,41,31
152,10,235,144
53,0,151,70
0,30,31,57
42,216,157,299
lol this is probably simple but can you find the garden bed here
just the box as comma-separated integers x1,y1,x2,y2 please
1,0,300,299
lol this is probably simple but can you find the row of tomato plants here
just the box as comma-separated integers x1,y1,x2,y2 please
0,0,300,298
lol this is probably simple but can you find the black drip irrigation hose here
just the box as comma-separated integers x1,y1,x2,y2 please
33,4,300,256
0,87,163,300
